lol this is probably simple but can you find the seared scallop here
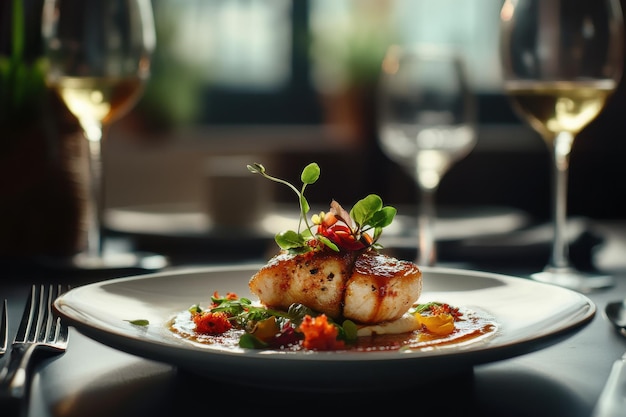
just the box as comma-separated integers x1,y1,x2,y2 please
249,249,422,324
249,250,353,319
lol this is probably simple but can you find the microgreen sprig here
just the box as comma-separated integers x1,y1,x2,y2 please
248,162,396,253
248,162,319,251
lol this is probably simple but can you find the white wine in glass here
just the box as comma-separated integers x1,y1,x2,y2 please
500,0,623,291
42,0,167,270
377,45,477,266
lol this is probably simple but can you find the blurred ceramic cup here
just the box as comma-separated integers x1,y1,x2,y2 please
203,155,271,234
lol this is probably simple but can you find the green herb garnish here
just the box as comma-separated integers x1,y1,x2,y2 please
125,319,149,326
201,293,357,349
247,162,396,253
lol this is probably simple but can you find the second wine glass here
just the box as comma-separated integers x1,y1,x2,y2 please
41,0,167,270
377,45,477,266
500,0,623,291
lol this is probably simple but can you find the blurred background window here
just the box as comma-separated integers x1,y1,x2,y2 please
310,0,502,94
387,0,503,92
143,0,507,129
163,0,291,90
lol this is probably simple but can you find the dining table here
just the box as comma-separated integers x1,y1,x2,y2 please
1,211,626,417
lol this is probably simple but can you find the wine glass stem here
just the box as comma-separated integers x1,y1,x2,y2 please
549,131,575,271
417,186,437,267
83,124,105,260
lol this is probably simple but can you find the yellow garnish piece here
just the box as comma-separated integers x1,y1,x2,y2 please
250,316,279,340
416,313,455,335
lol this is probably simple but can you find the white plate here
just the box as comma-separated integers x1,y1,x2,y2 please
54,265,594,391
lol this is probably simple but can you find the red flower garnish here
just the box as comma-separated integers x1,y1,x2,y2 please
428,303,463,321
313,201,373,251
298,314,345,351
193,311,233,334
318,223,369,251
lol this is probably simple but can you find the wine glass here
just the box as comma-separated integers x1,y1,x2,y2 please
500,0,623,292
377,44,477,266
41,0,167,270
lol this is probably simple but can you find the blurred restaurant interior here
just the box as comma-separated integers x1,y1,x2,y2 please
108,0,626,220
2,0,626,258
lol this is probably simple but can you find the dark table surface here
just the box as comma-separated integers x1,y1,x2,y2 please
1,216,626,417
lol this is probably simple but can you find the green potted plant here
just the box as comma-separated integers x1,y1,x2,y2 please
0,0,46,138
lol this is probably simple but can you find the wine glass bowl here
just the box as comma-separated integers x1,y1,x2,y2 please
41,0,166,270
377,44,477,266
499,0,623,291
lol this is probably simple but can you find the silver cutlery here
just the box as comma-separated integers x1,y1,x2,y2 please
591,352,626,417
0,285,69,410
591,301,626,417
1,299,7,356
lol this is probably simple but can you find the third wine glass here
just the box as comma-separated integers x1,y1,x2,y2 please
42,0,167,270
500,0,623,291
377,45,477,266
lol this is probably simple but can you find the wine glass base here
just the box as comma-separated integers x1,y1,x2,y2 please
530,267,613,293
37,251,169,273
71,251,169,271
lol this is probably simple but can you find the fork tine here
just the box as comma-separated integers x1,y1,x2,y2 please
44,285,64,344
36,285,51,344
14,285,37,344
39,286,52,344
1,299,7,355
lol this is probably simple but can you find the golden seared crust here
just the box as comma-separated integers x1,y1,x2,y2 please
249,250,354,319
352,250,422,279
343,251,422,323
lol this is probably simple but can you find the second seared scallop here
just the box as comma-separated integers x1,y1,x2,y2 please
343,251,422,323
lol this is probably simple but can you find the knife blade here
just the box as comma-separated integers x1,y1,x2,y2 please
591,351,626,417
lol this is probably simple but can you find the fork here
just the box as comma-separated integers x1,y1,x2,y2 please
0,285,69,405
